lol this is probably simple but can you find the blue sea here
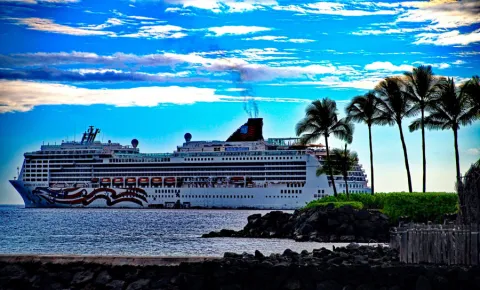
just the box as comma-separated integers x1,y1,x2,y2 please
0,205,357,257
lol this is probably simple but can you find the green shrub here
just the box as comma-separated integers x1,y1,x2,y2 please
309,192,458,222
383,192,458,222
312,193,386,209
304,201,363,210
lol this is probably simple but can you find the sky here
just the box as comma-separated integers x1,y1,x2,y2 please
0,0,479,204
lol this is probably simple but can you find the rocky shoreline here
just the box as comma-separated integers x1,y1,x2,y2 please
203,205,391,242
2,245,480,290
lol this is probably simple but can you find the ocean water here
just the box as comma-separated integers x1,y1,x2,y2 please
0,205,353,257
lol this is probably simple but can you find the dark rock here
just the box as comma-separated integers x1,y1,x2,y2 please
106,280,125,290
126,278,150,290
95,270,112,285
355,210,370,220
255,250,264,258
71,270,94,285
317,280,342,290
346,243,360,250
415,275,431,290
0,265,26,280
284,278,302,290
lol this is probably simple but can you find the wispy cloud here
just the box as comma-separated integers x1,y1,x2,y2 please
121,24,187,39
364,61,413,72
206,25,271,36
0,0,79,4
243,35,315,43
163,0,278,13
273,2,398,16
0,67,220,83
6,17,115,36
0,80,306,113
413,28,480,46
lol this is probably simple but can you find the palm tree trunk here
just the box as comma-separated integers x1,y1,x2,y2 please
344,143,349,200
368,124,374,195
453,126,465,223
344,175,349,200
421,107,426,193
453,127,461,187
398,121,413,192
325,135,337,196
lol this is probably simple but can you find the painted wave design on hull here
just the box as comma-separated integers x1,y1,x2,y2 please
32,187,147,207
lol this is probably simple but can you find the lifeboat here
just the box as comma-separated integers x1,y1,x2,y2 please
231,177,245,184
151,177,162,185
138,177,149,185
126,177,136,185
100,178,111,184
91,178,99,183
113,178,124,185
164,177,176,184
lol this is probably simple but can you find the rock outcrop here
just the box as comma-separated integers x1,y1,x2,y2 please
1,245,480,290
203,205,391,242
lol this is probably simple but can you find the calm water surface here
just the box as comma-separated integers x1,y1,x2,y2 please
0,205,353,257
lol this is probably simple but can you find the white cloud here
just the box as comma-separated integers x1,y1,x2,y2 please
273,1,398,16
364,61,413,71
467,148,480,156
121,25,187,39
163,0,278,13
0,80,307,113
7,17,115,36
452,60,465,65
0,0,79,3
396,1,480,30
206,25,271,36
414,29,480,46
243,35,315,43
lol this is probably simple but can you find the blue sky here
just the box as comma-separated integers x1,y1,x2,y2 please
0,0,479,204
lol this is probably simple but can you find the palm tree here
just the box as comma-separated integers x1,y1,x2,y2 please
316,145,358,199
346,91,387,195
412,78,478,188
461,75,480,117
375,77,415,192
403,65,442,192
296,98,354,196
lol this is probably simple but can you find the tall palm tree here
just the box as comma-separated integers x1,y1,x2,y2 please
346,91,387,195
412,78,478,188
403,65,442,192
375,77,415,192
316,145,358,199
296,99,354,196
461,75,480,117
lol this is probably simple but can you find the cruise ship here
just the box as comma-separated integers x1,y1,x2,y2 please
9,118,371,209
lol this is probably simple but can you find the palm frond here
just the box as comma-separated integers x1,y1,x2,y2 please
409,118,422,132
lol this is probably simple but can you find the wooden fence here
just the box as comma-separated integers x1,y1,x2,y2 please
390,223,480,265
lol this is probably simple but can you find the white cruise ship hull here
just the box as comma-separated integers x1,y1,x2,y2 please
10,180,321,210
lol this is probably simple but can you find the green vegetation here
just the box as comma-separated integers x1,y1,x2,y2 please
308,192,458,222
383,192,458,222
304,201,363,210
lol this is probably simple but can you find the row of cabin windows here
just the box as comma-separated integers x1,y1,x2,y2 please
339,183,364,188
267,195,299,199
185,157,214,161
221,156,301,161
154,189,180,194
280,189,303,194
314,194,327,198
23,178,48,182
151,195,254,199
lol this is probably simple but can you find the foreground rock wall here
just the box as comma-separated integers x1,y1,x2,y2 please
1,246,479,290
203,205,391,242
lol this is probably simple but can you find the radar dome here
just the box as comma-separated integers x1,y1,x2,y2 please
131,139,139,148
184,133,192,142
